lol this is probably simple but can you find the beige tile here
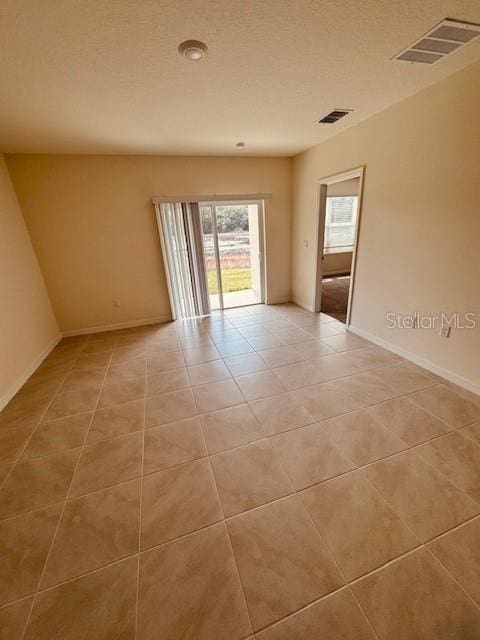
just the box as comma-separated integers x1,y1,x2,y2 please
410,384,480,428
193,379,244,413
228,495,344,631
250,391,315,435
428,517,480,606
21,413,92,460
45,388,99,421
259,345,304,368
246,334,286,351
98,377,145,408
293,340,336,360
216,339,254,358
323,409,406,466
147,350,185,373
59,367,106,394
269,327,312,345
146,368,190,396
179,333,213,349
107,357,146,382
224,352,268,376
73,350,112,370
211,440,292,516
187,360,231,386
141,458,222,548
0,448,80,518
320,333,368,352
111,344,146,363
200,403,264,453
363,451,479,541
70,432,142,497
462,421,480,445
369,362,439,394
145,388,197,427
269,422,355,489
295,381,362,421
345,346,400,371
309,352,362,381
0,504,61,604
333,371,396,406
0,597,33,640
352,548,480,640
24,557,137,640
138,523,251,640
368,396,452,446
255,588,375,640
183,344,220,365
42,480,140,587
273,361,325,390
0,426,32,465
144,417,206,474
87,399,144,444
235,370,286,401
0,396,49,433
302,470,419,580
416,432,480,502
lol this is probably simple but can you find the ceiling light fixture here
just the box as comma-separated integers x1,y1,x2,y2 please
178,40,208,61
236,142,246,149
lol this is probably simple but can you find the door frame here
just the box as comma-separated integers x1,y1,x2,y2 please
202,199,266,309
313,166,365,327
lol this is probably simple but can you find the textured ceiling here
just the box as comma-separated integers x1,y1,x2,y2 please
1,0,480,156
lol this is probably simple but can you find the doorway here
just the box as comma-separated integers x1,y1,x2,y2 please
200,201,265,310
154,197,265,319
313,167,364,326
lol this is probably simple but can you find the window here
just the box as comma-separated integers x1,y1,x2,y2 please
324,196,358,252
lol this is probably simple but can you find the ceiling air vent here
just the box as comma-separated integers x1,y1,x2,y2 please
317,109,352,124
394,18,480,64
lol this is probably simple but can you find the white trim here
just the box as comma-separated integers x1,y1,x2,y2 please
62,315,171,337
0,334,62,411
291,296,314,312
266,296,292,305
349,325,480,397
152,193,272,204
313,165,365,327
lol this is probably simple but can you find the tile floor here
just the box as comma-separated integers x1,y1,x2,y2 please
1,303,480,639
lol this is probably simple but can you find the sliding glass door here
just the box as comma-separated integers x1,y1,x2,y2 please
200,201,265,310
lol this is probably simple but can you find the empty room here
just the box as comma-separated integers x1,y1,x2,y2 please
1,1,480,639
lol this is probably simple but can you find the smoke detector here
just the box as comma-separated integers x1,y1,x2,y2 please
178,40,208,61
317,109,353,124
393,18,480,64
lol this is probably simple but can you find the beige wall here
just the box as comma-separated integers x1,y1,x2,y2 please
292,60,480,389
7,155,292,333
0,155,59,407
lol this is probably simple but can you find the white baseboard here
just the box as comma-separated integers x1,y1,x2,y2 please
62,315,172,337
266,296,291,305
0,334,62,412
349,325,480,397
291,296,314,312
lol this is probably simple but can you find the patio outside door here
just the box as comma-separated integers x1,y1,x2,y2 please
200,201,265,310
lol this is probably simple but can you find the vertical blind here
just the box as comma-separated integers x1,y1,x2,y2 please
155,202,210,319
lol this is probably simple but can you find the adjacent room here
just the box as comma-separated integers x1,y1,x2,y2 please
1,2,480,639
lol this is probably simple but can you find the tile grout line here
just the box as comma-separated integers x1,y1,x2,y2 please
193,369,256,638
266,432,382,639
134,351,148,640
0,350,85,492
19,335,118,640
